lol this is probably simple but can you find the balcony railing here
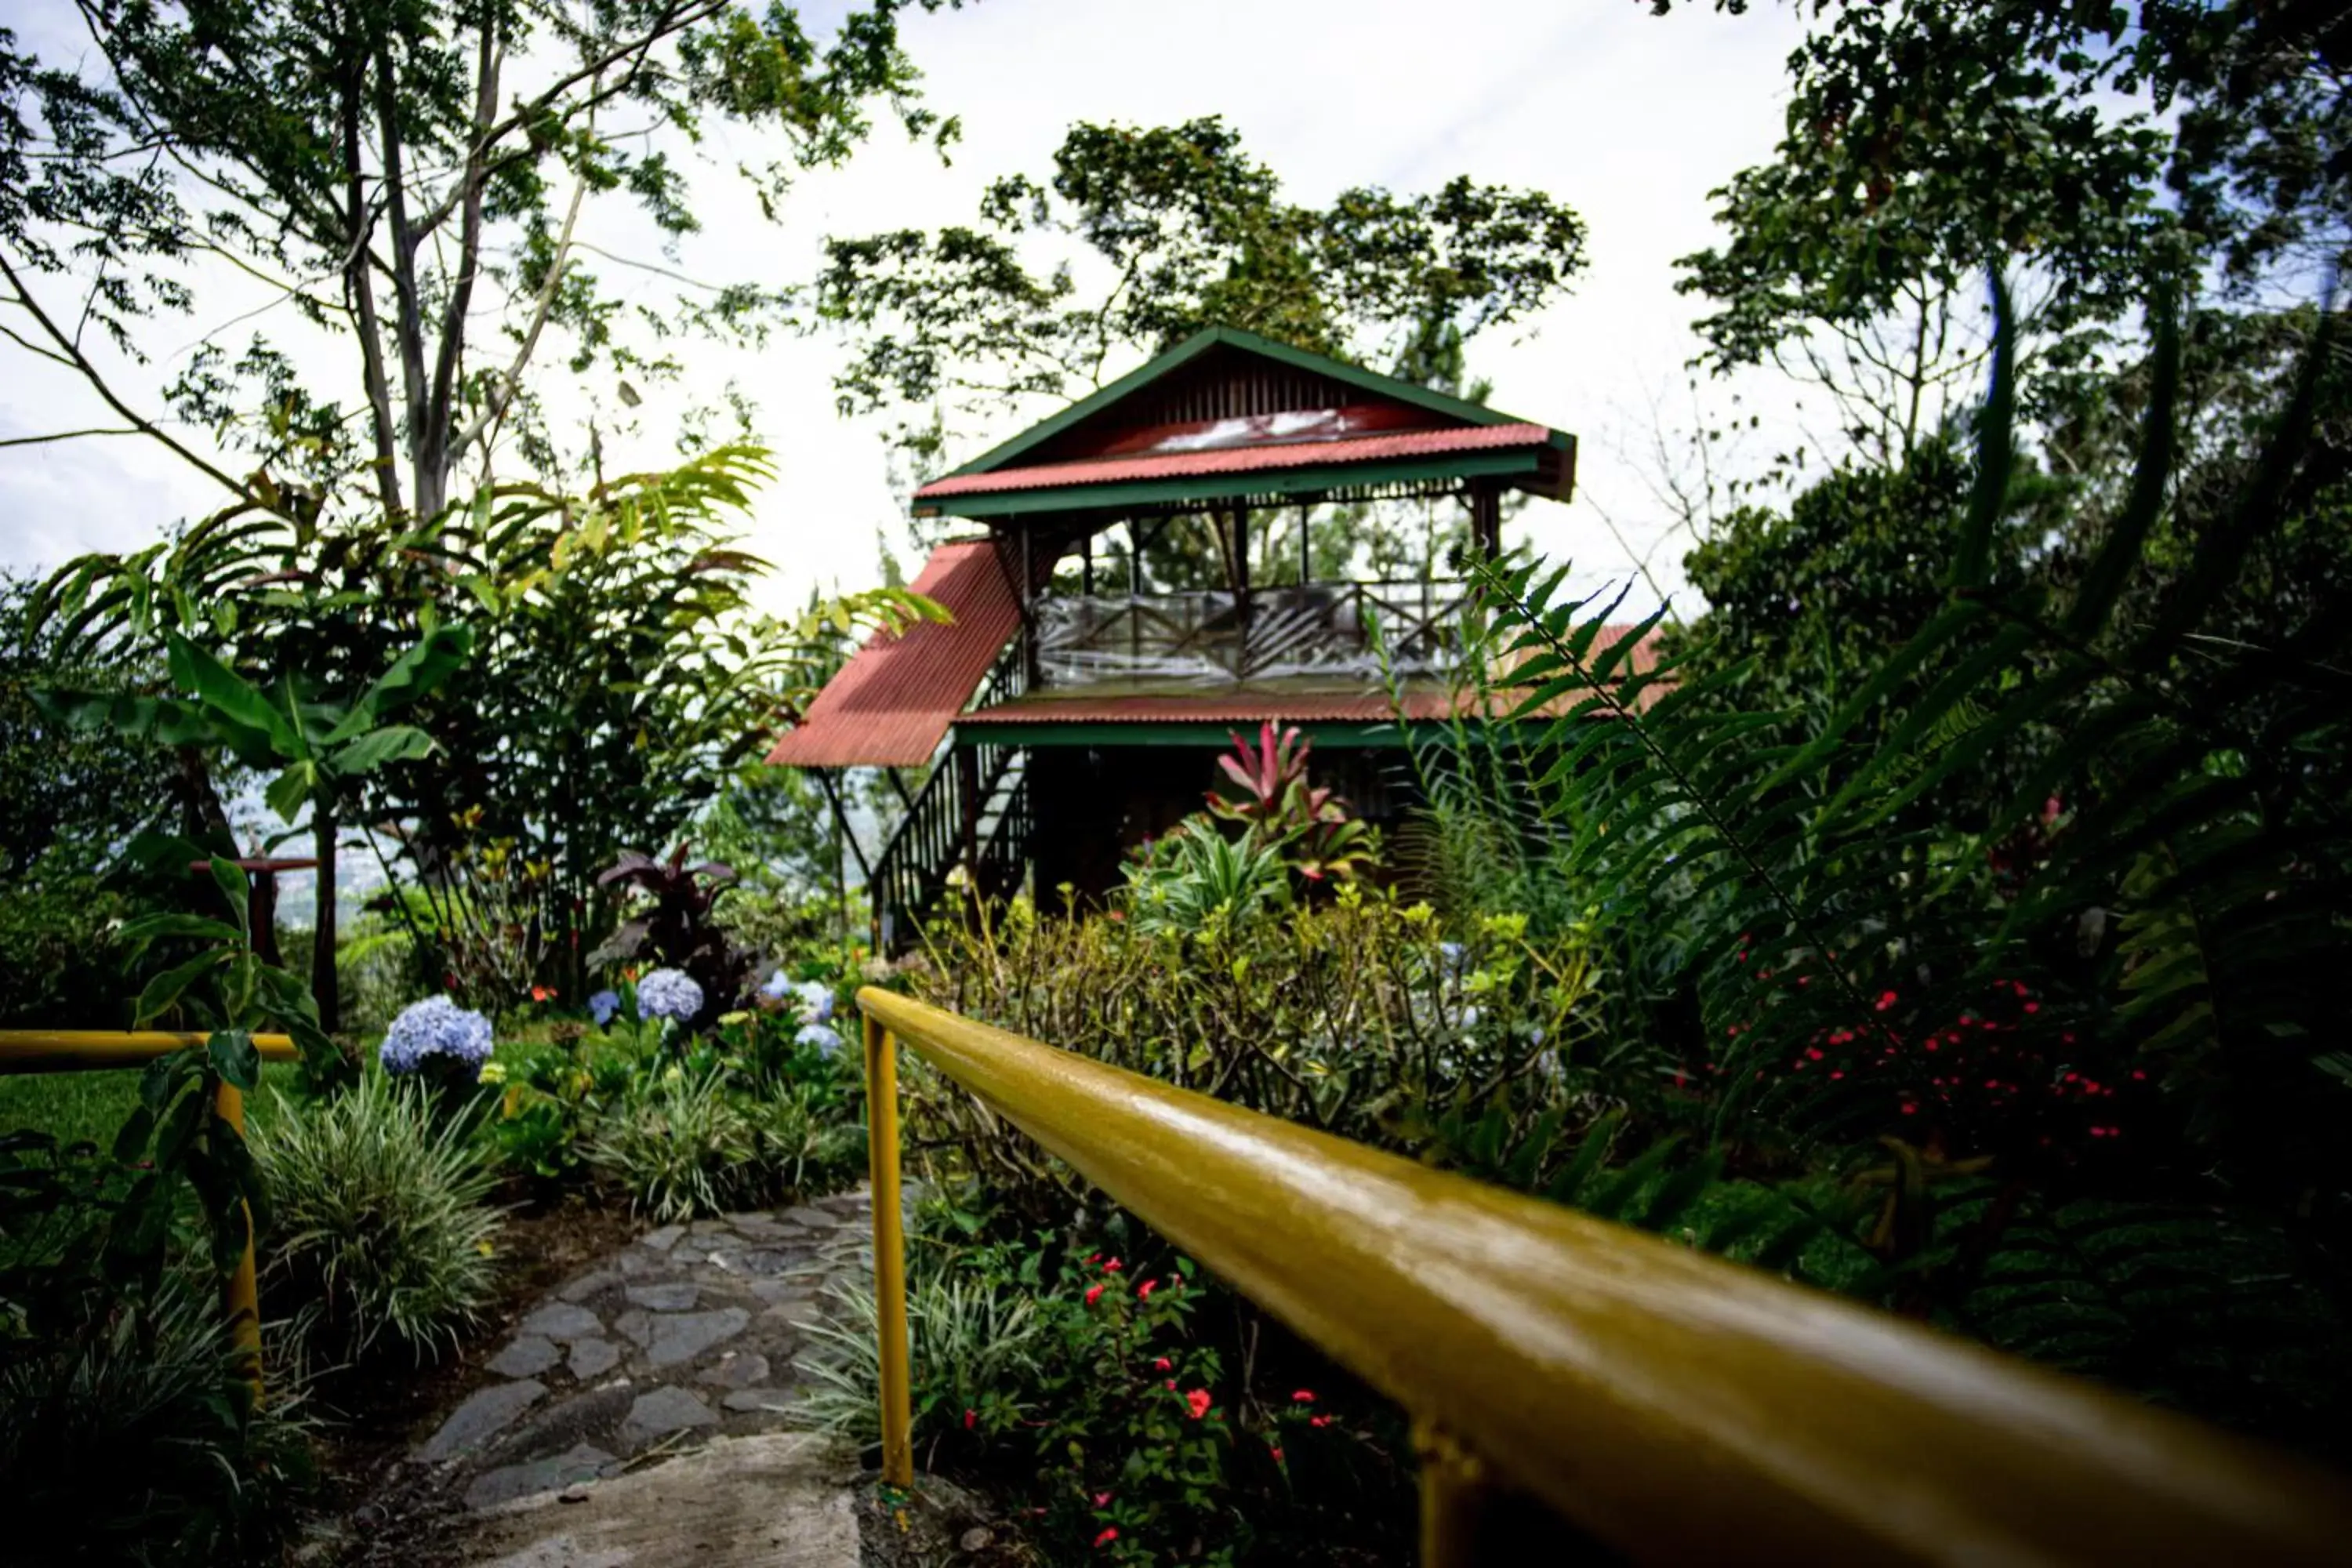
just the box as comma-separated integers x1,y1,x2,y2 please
1032,579,1468,688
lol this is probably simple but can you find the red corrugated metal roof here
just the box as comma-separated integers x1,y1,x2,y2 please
956,628,1664,728
914,423,1553,500
764,540,1020,768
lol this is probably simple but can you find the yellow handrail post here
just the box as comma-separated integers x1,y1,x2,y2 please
1414,1421,1490,1567
214,1076,264,1407
863,1010,914,1488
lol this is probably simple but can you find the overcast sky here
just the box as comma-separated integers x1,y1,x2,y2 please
0,0,1820,618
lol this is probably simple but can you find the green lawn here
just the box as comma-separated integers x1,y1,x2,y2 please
0,1062,304,1152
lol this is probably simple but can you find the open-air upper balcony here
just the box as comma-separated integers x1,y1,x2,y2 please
1026,576,1471,691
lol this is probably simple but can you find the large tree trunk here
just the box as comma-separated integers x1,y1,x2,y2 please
313,808,341,1033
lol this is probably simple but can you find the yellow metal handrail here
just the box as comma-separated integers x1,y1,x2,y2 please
0,1029,299,1403
856,988,2352,1565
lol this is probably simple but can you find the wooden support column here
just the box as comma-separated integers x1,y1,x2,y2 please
1468,480,1502,557
1229,506,1252,679
1017,523,1040,688
814,769,873,883
1300,503,1312,586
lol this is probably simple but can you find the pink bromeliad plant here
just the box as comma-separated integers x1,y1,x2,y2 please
1206,720,1377,883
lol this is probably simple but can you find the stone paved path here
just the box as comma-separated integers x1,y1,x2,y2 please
405,1187,880,1566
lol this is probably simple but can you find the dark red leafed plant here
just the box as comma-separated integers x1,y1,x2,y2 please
1206,720,1377,882
588,842,753,1024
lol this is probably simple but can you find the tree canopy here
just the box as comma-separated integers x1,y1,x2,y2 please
815,115,1586,467
1661,1,2350,464
1,0,962,524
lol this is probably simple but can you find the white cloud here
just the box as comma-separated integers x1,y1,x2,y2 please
0,0,1817,621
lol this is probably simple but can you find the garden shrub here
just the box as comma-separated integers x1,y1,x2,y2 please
906,890,1613,1224
0,1276,312,1567
797,1210,1406,1566
249,1071,502,1369
586,1066,759,1221
568,1001,866,1219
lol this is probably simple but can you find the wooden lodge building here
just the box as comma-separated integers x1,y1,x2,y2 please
765,326,1626,949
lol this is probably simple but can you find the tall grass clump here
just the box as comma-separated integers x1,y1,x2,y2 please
250,1071,502,1369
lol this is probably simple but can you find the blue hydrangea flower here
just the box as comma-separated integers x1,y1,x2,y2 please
796,1023,844,1057
379,996,494,1076
760,969,793,1000
636,967,703,1023
793,979,835,1025
587,989,621,1026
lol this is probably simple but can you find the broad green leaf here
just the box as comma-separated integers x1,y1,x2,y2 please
112,1105,155,1165
328,623,476,742
136,951,226,1025
116,913,244,952
209,855,251,938
208,1029,260,1091
331,724,437,775
165,633,297,755
265,764,314,822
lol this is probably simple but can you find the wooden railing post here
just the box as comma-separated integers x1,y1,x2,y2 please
863,1011,914,1488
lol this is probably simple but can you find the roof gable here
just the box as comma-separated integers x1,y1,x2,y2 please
942,327,1528,481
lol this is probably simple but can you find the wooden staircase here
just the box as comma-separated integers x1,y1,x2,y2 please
869,638,1033,953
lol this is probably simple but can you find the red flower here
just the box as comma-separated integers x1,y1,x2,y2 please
1185,1388,1212,1421
530,984,555,1002
1875,990,1899,1011
1309,1415,1332,1428
1094,1526,1119,1548
1084,1283,1105,1306
963,1407,977,1430
1093,1491,1112,1507
1106,910,1126,923
1152,1356,1171,1371
1164,1379,1176,1391
1103,1258,1123,1273
1086,1252,1101,1265
1136,1279,1156,1301
1269,1446,1285,1463
1291,1389,1316,1403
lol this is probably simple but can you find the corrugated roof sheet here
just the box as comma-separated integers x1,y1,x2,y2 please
956,627,1664,728
764,540,1020,768
913,423,1554,500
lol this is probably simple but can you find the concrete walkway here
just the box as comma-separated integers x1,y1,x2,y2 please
404,1189,878,1566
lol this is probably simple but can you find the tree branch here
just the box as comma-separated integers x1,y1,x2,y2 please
423,20,503,517
374,48,434,513
340,50,405,518
0,248,252,499
404,0,724,241
0,426,144,447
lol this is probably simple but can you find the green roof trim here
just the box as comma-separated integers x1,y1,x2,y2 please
940,326,1534,481
923,448,1547,520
